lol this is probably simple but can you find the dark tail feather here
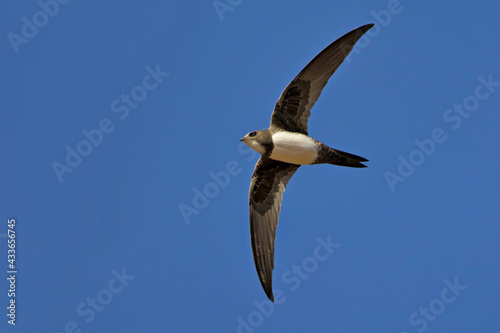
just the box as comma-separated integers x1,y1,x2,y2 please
333,148,368,167
315,144,368,168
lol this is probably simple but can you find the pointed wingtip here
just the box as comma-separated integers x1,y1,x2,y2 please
267,291,275,303
261,278,275,302
356,23,375,34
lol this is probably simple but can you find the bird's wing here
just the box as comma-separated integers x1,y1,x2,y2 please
249,156,300,302
270,24,374,135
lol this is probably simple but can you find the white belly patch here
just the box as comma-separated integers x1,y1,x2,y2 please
270,132,318,165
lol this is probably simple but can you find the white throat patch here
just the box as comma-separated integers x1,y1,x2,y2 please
246,140,266,154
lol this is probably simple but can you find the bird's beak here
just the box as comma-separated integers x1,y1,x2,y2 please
239,137,244,142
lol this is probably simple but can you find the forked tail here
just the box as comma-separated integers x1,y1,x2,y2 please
314,144,368,168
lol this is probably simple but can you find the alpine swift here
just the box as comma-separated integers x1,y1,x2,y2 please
240,24,374,302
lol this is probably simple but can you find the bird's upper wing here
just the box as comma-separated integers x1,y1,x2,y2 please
270,24,374,135
249,156,300,302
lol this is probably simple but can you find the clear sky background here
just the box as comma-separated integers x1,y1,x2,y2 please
1,1,499,332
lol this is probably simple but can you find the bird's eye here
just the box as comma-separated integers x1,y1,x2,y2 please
249,132,257,137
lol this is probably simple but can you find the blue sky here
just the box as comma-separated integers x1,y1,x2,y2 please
1,1,499,332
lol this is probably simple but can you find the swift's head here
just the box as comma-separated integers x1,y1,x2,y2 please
240,130,272,154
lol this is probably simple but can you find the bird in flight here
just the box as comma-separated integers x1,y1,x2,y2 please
240,24,374,302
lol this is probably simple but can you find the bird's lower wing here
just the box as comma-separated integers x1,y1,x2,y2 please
249,156,300,301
